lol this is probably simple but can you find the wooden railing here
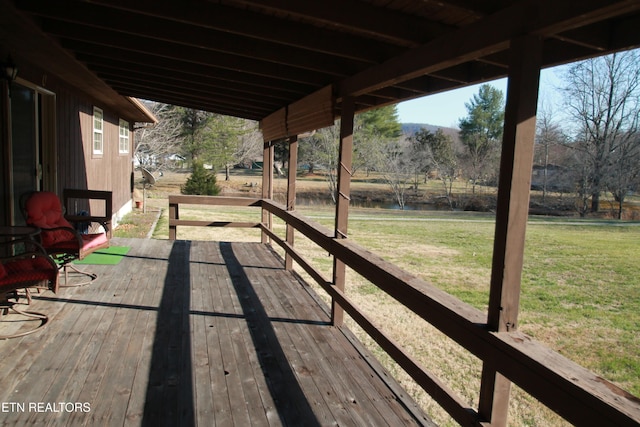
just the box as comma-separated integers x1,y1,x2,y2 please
168,195,640,426
168,195,262,240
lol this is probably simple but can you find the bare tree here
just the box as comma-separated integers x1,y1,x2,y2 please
235,120,263,169
414,128,458,209
376,136,414,209
561,50,640,216
535,104,567,204
134,102,183,172
300,125,340,203
607,132,640,218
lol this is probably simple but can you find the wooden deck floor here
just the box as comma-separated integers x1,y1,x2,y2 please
0,238,433,426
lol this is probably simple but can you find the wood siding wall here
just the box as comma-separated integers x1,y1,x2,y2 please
10,63,137,219
57,85,133,215
0,63,140,224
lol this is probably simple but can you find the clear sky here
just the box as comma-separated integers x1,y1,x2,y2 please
396,68,564,127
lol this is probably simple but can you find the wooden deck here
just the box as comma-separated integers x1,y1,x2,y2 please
0,237,433,426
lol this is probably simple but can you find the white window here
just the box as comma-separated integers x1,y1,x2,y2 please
119,119,130,154
93,107,103,155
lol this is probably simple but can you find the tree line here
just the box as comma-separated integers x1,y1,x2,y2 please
136,50,640,218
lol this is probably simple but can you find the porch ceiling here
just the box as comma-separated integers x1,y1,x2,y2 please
3,0,640,125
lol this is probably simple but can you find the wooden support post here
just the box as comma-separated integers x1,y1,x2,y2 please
332,96,355,327
285,135,298,270
261,140,274,244
169,200,178,240
479,35,542,426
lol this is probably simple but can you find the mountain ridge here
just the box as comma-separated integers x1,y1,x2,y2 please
401,123,459,139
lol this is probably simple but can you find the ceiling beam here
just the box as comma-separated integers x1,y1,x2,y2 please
226,0,450,47
98,71,288,108
111,83,272,118
90,64,294,104
35,14,362,78
55,34,335,87
71,0,402,63
124,93,265,121
73,51,314,97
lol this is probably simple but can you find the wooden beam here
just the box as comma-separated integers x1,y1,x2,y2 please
479,35,543,426
95,66,293,103
285,135,298,271
54,31,334,87
168,195,261,207
74,0,401,63
260,86,335,142
24,1,369,76
227,0,450,47
332,96,355,326
109,88,267,122
339,0,640,98
74,51,313,96
106,80,277,112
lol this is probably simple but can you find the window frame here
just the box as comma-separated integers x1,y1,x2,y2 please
119,118,130,154
93,107,104,156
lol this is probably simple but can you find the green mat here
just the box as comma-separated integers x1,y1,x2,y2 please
74,246,131,265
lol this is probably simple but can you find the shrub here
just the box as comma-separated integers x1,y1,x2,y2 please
181,161,220,196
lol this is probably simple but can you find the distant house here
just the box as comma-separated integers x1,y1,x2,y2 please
1,52,156,228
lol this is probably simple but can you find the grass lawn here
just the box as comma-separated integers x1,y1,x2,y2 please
117,170,639,426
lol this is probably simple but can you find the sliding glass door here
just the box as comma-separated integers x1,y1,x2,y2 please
9,82,56,225
10,83,38,225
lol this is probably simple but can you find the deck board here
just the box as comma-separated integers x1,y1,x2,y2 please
0,238,432,426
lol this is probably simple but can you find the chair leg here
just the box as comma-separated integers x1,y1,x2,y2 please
59,263,98,287
0,300,49,340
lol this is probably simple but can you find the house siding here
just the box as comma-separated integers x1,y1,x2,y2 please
57,85,135,221
0,62,147,227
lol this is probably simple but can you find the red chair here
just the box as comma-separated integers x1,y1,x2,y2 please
21,191,111,286
0,239,59,339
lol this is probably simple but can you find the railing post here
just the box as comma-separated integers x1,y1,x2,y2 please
169,198,178,240
285,135,298,271
261,140,274,244
479,35,542,426
332,96,355,326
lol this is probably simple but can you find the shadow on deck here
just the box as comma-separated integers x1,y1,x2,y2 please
0,237,432,426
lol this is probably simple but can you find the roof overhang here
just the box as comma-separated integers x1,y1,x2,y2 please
2,0,639,133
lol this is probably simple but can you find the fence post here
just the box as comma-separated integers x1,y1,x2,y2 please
169,197,178,240
285,135,298,271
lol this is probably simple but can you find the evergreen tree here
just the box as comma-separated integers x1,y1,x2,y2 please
355,105,402,139
458,84,504,192
354,105,402,175
178,108,216,162
181,161,220,196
